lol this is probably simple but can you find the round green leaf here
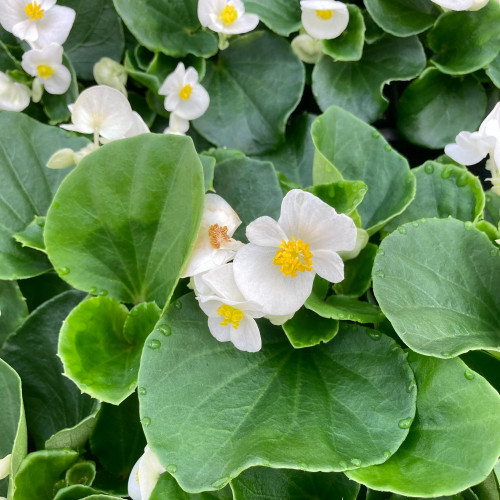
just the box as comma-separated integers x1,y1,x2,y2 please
486,53,500,89
397,68,487,149
139,293,416,492
66,461,96,487
13,216,46,253
243,0,301,36
347,353,500,497
305,180,367,217
53,485,100,500
193,31,305,155
0,281,27,347
44,134,204,305
374,218,500,357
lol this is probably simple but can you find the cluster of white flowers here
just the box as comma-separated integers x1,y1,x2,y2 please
184,189,357,353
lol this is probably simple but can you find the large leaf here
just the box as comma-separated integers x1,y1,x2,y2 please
243,0,301,36
193,31,305,155
348,353,500,497
487,53,500,89
373,218,500,357
311,106,416,233
112,0,217,58
44,134,205,305
0,112,88,280
0,281,27,347
139,293,416,492
151,474,232,500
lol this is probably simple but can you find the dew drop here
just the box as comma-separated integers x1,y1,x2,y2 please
406,381,416,393
384,144,392,152
157,324,172,336
141,417,151,427
372,131,380,138
398,417,413,429
337,313,346,320
89,287,97,295
464,221,474,230
350,458,361,466
173,300,182,310
36,218,45,227
390,344,400,353
411,221,419,227
398,226,407,234
374,270,385,278
58,267,70,275
52,202,60,210
339,460,348,469
378,249,385,256
456,173,468,187
486,194,492,203
148,339,161,350
138,387,147,396
464,370,475,380
212,478,229,489
383,450,391,460
367,331,381,341
441,166,453,179
166,464,178,473
424,163,434,174
490,248,499,256
299,462,307,469
99,289,108,296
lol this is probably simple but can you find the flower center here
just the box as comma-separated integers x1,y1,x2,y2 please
217,304,244,329
25,1,45,21
273,237,313,277
179,84,192,100
219,5,238,25
208,224,230,249
315,9,333,20
37,65,54,79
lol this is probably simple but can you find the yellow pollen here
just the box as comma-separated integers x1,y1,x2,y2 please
273,237,313,277
219,5,238,25
135,470,139,484
25,1,45,21
208,224,230,249
217,304,244,329
37,65,54,79
179,84,192,100
315,9,333,20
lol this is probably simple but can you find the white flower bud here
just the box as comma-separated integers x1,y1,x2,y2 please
93,57,127,96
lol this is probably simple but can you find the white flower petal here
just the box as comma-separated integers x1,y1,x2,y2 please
159,62,185,95
125,111,150,137
174,84,210,120
301,0,349,39
231,315,261,352
201,263,245,302
13,19,38,42
312,248,344,283
33,6,75,48
265,313,294,325
445,131,493,165
43,64,71,94
0,73,30,112
0,0,25,32
184,66,199,86
430,0,475,10
198,0,217,26
138,446,166,500
127,457,142,500
0,454,11,480
246,216,288,247
208,315,233,342
291,33,323,64
46,148,75,169
165,113,190,135
221,13,259,34
479,102,500,141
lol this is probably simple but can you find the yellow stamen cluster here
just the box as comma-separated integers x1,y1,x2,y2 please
25,1,45,21
217,304,244,329
315,9,333,20
273,237,313,277
179,84,193,100
37,64,54,79
208,224,230,249
219,5,238,25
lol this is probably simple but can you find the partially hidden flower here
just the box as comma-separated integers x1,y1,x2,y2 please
430,0,489,10
0,71,30,111
159,62,209,121
181,193,244,278
233,189,357,316
128,446,166,500
46,142,98,169
198,0,259,35
0,0,75,48
291,33,323,64
0,454,11,480
194,263,265,352
93,57,128,96
21,43,70,96
300,0,349,40
164,112,190,136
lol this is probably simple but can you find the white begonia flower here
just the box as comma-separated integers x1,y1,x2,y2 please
0,454,11,480
93,57,127,96
158,63,210,121
430,0,489,10
233,189,357,316
198,0,259,35
300,0,349,40
181,193,244,278
0,71,30,111
0,0,75,49
164,113,190,136
128,446,166,500
291,33,323,64
21,43,70,96
194,263,265,352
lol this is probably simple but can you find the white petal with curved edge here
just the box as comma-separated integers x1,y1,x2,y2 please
201,263,246,302
246,216,288,247
291,33,323,64
204,193,242,235
198,0,216,26
301,1,349,39
33,6,75,48
221,13,259,34
0,0,25,32
127,457,142,500
164,93,180,112
312,248,344,283
445,131,493,165
0,73,30,112
184,66,199,86
43,65,71,94
174,84,210,120
479,102,500,141
125,111,150,137
165,113,190,135
208,316,233,342
0,454,11,480
13,19,39,41
231,315,262,352
158,62,185,95
430,0,474,9
266,313,294,325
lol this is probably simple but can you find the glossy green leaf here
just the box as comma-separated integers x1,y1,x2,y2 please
53,485,100,500
45,409,100,450
485,189,500,226
364,0,439,37
13,215,46,252
17,272,71,312
384,162,485,233
0,112,88,280
373,218,500,358
0,40,20,71
0,281,27,347
322,5,365,62
232,467,360,500
428,2,500,75
200,154,216,192
362,10,384,44
471,470,500,500
397,68,487,148
193,31,305,154
66,461,96,487
462,350,500,393
113,0,217,58
243,0,301,36
487,53,500,88
139,293,416,492
305,180,367,217
151,473,232,500
311,106,416,233
59,297,160,404
283,307,339,348
44,134,205,305
312,35,425,123
348,353,500,497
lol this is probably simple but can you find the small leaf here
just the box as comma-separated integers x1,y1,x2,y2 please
486,53,500,89
305,180,367,217
65,461,96,487
13,216,46,252
0,281,27,348
485,189,500,226
283,307,339,348
243,0,301,36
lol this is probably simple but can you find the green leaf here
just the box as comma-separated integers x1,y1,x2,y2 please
59,297,160,404
384,162,485,233
485,189,500,226
311,106,416,233
347,353,500,497
44,134,205,305
362,10,384,44
0,291,98,449
322,5,365,62
243,0,301,36
17,272,71,312
139,293,416,492
151,473,232,500
0,281,27,347
305,180,367,217
45,409,100,450
193,31,305,154
0,112,88,280
312,35,425,123
0,40,21,72
428,2,500,75
66,461,96,487
232,467,360,500
471,470,500,500
13,215,46,252
61,0,125,80
199,154,216,192
364,0,439,37
283,307,339,348
397,68,487,148
112,0,217,58
373,218,500,358
54,485,100,500
486,53,500,89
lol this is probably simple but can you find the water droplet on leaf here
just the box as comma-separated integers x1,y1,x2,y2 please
383,450,391,459
441,166,453,179
166,464,178,473
406,381,416,393
398,417,413,429
384,145,392,152
89,287,97,295
148,339,161,349
138,387,147,395
378,249,385,256
372,132,380,138
339,460,348,469
173,301,182,309
212,478,229,489
58,267,70,275
456,173,468,187
99,289,108,296
367,331,381,341
374,270,385,278
398,226,407,234
350,458,361,466
464,370,475,380
424,164,434,174
158,324,172,336
141,417,151,427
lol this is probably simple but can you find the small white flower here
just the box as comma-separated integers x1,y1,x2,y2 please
128,446,166,500
198,0,259,35
0,71,30,111
93,57,128,96
233,190,357,316
0,0,75,49
430,0,489,10
181,193,244,278
164,112,190,136
21,43,70,96
158,62,210,121
0,454,11,480
291,33,323,64
195,263,265,352
300,0,349,40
